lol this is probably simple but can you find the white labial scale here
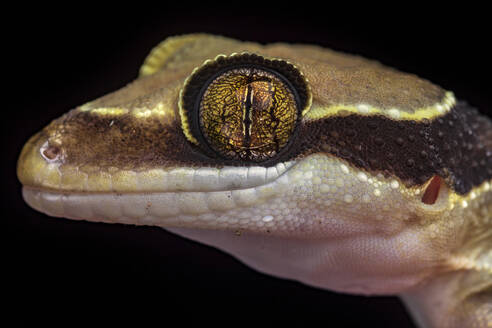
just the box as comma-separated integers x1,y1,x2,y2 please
246,166,267,186
192,167,221,190
177,193,209,215
137,169,170,191
122,194,149,219
219,167,249,190
266,166,279,181
165,167,196,190
24,189,43,214
148,193,179,217
62,192,94,220
39,190,64,218
111,170,137,191
92,193,124,222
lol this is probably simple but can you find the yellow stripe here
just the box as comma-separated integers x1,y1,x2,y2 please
305,91,455,121
85,107,128,116
77,102,176,120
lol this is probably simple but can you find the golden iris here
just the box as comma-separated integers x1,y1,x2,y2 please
199,67,298,162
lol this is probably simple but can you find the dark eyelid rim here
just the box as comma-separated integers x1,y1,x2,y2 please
180,53,310,164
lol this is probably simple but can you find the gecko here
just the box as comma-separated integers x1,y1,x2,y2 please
17,34,492,327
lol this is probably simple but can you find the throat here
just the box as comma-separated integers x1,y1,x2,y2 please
165,227,435,295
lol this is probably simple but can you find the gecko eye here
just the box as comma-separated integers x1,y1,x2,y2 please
179,53,311,163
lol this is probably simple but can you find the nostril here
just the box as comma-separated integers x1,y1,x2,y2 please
40,141,61,161
42,146,60,160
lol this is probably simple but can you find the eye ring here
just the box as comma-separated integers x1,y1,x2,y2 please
179,53,312,163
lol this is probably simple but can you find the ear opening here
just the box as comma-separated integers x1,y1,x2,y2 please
421,175,442,205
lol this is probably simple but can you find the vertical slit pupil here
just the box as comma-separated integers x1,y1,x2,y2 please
244,84,252,144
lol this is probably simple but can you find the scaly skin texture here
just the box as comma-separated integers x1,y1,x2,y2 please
17,34,492,327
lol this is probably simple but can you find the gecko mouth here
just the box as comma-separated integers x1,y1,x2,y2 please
20,149,427,240
20,157,298,226
20,159,297,229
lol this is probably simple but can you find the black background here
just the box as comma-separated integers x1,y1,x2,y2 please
4,5,491,326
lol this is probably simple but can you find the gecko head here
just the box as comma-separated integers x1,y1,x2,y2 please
18,35,491,294
17,52,450,235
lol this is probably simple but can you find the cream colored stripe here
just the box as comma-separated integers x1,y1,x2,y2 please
78,102,175,119
305,91,456,121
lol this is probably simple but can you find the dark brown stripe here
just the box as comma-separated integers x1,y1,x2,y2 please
290,102,492,194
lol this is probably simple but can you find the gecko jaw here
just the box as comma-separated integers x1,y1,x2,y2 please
20,153,428,240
